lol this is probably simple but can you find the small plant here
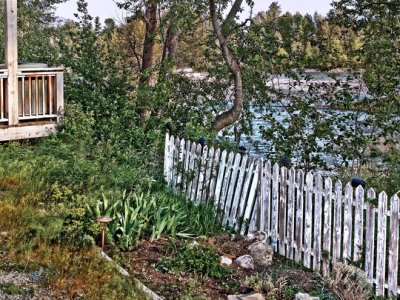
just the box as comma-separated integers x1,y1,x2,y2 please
327,262,372,300
157,241,232,278
0,282,24,295
241,274,287,300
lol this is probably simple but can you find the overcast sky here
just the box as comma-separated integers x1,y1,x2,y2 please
55,0,333,24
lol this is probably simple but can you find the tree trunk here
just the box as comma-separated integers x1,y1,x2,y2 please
209,0,244,132
140,2,157,118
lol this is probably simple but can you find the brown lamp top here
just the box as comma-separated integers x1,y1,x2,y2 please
96,216,112,223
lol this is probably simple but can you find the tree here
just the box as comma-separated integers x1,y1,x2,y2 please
208,0,249,132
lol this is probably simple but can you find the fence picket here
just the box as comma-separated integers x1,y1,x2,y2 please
172,137,180,188
163,132,170,181
304,172,313,268
201,147,214,203
219,151,235,221
376,192,388,296
235,157,255,231
236,157,255,232
190,143,203,201
388,195,399,297
278,167,288,256
295,170,304,263
343,183,353,262
332,181,342,265
182,140,191,192
208,148,221,204
167,135,175,185
223,153,242,225
256,160,264,231
228,155,249,227
213,150,227,207
186,142,197,198
287,168,295,259
271,163,280,251
365,188,376,282
195,145,208,203
263,160,272,236
353,186,364,262
313,174,323,271
242,161,260,234
322,177,332,277
175,138,185,189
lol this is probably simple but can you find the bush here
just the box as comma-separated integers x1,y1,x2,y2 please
327,262,372,300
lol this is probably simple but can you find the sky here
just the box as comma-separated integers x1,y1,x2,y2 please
55,0,333,24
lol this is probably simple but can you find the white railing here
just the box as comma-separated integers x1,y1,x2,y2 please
164,133,400,298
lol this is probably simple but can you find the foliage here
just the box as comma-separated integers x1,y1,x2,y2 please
86,190,221,251
327,262,372,300
157,240,231,278
0,282,24,295
242,274,288,300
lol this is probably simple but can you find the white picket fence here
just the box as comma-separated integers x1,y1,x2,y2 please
163,133,400,297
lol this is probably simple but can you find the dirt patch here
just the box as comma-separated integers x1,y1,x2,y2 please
121,235,334,300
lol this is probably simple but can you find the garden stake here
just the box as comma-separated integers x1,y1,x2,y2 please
96,216,112,250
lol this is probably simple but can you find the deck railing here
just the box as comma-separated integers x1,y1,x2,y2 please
0,67,63,124
164,133,400,298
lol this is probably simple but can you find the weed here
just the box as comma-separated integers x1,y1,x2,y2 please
327,262,372,300
241,273,287,299
0,282,24,295
157,241,231,278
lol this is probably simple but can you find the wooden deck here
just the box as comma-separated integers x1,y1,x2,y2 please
0,67,64,141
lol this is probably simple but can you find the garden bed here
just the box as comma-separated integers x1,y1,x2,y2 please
121,234,336,300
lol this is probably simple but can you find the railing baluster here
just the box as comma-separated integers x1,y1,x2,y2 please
35,76,39,115
42,75,46,115
28,76,32,116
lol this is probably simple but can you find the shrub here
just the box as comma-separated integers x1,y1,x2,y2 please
327,262,372,300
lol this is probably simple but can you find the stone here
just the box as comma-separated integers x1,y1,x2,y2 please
294,292,320,300
234,255,254,269
245,233,255,241
220,256,233,266
248,241,274,267
227,293,265,300
189,240,199,248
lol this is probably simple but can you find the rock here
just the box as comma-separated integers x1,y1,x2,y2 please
254,231,267,242
234,255,254,269
246,231,267,242
245,233,255,241
294,292,320,300
189,240,199,248
220,256,232,266
227,293,265,300
248,241,273,267
0,231,8,237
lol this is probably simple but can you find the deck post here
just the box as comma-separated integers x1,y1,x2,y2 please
5,0,18,126
56,72,64,122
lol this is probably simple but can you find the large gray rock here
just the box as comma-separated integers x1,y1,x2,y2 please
227,293,265,300
248,241,274,267
234,255,254,269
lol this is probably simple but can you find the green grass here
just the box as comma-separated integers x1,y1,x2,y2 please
0,282,24,295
